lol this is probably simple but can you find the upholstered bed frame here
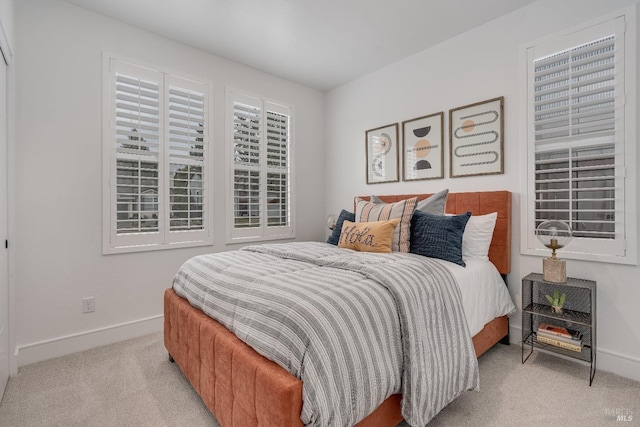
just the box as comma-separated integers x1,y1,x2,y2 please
164,190,511,427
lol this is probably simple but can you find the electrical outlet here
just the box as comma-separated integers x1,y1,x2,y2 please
82,297,95,314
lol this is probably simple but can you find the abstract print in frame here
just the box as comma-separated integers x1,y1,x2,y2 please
402,112,444,181
365,123,399,184
449,97,504,178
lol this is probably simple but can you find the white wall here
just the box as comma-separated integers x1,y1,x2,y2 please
13,0,325,367
325,0,640,381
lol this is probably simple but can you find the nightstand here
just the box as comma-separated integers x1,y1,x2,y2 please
521,273,596,385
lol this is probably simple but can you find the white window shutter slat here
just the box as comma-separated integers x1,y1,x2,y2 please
166,79,208,239
229,93,293,241
534,36,616,144
114,70,161,238
265,108,289,229
233,101,261,167
233,169,261,229
534,144,616,239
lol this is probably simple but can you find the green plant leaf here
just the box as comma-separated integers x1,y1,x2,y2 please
559,293,566,307
553,289,559,300
545,295,555,304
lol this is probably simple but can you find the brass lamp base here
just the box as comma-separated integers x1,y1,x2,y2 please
543,257,566,283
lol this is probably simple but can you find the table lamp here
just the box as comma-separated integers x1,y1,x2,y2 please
326,214,337,230
536,220,572,283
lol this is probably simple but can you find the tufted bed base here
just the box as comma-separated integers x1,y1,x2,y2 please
165,288,508,427
164,190,511,426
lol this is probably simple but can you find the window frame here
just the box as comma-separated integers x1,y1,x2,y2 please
225,88,295,244
519,7,637,265
102,54,214,254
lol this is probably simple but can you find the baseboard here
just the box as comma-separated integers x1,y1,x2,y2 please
597,348,640,383
13,319,640,383
509,324,640,383
14,315,164,368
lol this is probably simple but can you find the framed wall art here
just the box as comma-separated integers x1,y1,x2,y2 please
402,112,444,181
365,123,399,184
449,96,504,178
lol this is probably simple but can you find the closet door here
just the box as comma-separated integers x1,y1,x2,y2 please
0,47,8,398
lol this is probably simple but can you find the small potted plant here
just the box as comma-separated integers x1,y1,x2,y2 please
545,289,566,314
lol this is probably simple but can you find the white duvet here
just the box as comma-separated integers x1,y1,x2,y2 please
431,257,516,337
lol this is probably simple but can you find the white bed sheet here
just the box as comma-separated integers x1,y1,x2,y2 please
431,258,516,337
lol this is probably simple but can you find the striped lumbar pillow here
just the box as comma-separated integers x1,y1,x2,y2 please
355,196,418,252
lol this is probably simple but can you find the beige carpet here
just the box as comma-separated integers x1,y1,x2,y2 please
0,333,638,426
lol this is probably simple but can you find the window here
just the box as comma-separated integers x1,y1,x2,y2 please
521,10,637,264
226,89,294,242
103,58,212,253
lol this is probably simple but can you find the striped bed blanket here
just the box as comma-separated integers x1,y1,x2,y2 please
173,242,479,426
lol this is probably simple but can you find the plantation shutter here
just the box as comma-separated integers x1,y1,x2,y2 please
111,61,162,248
166,76,208,243
232,98,262,234
228,91,293,241
265,106,290,230
533,36,615,143
105,58,212,253
527,16,626,257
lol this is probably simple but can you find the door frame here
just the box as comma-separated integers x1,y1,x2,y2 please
0,19,14,377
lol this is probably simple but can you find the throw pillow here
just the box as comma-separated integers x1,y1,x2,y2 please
338,219,400,253
416,188,449,214
370,189,448,215
462,212,498,260
410,210,471,266
326,209,356,245
355,196,418,252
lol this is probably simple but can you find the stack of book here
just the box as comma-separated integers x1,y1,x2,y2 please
536,322,583,352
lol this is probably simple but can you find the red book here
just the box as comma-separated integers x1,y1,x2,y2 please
538,322,572,339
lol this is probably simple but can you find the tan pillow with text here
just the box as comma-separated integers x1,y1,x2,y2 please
338,219,400,253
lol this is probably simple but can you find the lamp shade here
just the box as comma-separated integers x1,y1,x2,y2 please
536,220,572,254
326,214,337,230
536,220,572,283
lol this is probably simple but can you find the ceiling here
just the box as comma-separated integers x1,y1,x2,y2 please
63,0,537,91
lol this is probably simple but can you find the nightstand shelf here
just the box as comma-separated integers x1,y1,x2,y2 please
524,333,592,362
521,273,596,385
522,303,591,326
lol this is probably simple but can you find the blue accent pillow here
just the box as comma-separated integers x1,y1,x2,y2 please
410,210,471,266
326,209,356,245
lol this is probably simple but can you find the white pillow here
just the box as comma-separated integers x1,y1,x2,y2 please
462,212,497,260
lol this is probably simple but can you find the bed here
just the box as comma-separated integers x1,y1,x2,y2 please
164,190,513,426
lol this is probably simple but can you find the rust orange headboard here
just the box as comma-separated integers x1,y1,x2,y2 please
356,191,511,275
